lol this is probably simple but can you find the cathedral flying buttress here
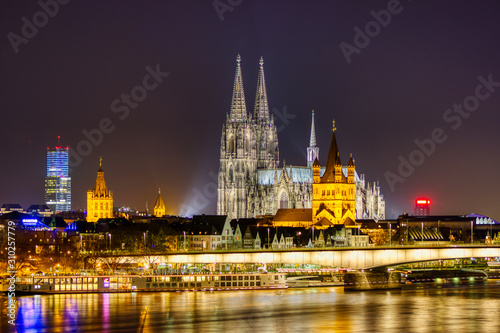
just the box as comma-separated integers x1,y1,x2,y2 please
217,55,385,221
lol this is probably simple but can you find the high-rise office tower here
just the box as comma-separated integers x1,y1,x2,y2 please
45,136,71,213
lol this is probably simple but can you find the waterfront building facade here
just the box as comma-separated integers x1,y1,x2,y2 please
86,158,113,222
45,137,71,213
217,56,385,221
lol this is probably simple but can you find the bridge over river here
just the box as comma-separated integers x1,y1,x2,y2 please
97,245,500,270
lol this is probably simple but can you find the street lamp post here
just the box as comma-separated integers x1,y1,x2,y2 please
183,231,186,252
406,219,408,245
108,234,111,252
312,227,315,247
389,222,391,246
421,222,424,243
438,220,440,246
267,228,270,249
471,220,473,244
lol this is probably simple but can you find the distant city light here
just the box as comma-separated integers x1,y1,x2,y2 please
414,198,431,216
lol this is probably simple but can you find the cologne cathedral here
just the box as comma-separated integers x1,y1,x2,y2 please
217,55,385,221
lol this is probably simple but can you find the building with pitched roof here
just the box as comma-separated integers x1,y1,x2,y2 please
153,189,166,217
86,158,113,222
26,204,53,217
272,208,312,228
0,203,24,215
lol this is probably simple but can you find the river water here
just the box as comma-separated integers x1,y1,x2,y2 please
2,281,500,332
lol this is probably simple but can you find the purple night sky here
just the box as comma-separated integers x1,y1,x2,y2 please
1,1,500,219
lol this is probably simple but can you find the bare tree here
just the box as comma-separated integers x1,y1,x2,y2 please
100,255,131,275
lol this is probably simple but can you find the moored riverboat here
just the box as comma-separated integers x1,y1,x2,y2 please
405,269,488,283
13,272,287,294
286,275,343,288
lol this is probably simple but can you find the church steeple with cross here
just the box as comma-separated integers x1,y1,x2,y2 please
307,110,320,168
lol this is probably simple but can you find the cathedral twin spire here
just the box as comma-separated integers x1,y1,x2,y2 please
230,55,271,122
254,57,270,122
230,55,248,122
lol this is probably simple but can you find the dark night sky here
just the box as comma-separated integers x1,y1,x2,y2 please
1,1,500,219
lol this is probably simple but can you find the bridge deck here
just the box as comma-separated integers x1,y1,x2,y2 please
95,246,500,270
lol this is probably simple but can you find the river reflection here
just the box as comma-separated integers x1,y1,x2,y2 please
2,282,500,332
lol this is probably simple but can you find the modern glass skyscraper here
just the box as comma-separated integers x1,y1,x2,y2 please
45,136,71,213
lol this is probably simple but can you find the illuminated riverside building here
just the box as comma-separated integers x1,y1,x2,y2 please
217,56,385,221
86,158,113,222
45,136,71,213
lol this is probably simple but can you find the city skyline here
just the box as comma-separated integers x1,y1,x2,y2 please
2,1,500,220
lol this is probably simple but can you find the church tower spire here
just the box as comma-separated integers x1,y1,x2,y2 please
254,56,279,169
254,57,269,122
86,158,113,222
154,188,166,217
321,120,343,183
230,54,247,122
217,55,258,220
94,157,108,196
307,110,319,168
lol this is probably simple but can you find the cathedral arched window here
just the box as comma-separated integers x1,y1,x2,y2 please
229,165,234,182
229,136,235,153
279,192,289,209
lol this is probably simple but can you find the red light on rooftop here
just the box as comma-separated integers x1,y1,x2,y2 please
416,198,431,205
415,198,431,216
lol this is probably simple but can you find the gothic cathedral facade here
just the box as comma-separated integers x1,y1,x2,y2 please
217,56,385,221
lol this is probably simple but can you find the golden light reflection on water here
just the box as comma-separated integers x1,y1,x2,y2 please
2,283,500,332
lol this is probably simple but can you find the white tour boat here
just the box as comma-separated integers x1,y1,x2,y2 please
13,272,287,294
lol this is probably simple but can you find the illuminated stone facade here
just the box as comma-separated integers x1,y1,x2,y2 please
217,56,385,221
217,56,279,220
312,123,356,225
86,158,113,222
